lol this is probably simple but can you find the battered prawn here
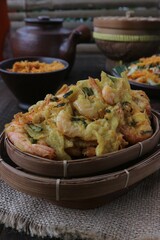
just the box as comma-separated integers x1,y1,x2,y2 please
131,90,151,116
120,111,153,145
101,71,132,105
85,118,127,156
5,111,56,159
73,77,105,119
102,85,117,105
56,107,88,138
7,132,56,159
56,110,97,157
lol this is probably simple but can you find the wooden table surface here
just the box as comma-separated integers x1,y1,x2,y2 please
0,53,160,240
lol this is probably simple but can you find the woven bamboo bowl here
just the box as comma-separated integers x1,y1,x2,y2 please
93,16,160,63
0,134,160,209
2,112,160,179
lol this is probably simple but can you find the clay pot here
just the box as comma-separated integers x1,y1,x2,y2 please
10,16,91,71
93,16,160,63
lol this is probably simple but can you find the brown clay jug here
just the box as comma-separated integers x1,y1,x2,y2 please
10,16,91,70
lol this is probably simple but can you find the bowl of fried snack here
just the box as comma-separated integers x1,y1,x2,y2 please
3,71,160,177
0,56,69,110
112,55,160,99
1,71,160,209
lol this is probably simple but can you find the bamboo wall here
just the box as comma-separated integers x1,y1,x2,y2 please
6,0,160,54
7,0,160,29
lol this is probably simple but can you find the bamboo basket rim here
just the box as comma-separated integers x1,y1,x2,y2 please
3,111,160,179
1,146,160,183
4,112,160,163
1,137,160,201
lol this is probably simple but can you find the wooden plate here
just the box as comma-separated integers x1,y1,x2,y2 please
3,112,160,178
0,133,160,209
112,64,160,99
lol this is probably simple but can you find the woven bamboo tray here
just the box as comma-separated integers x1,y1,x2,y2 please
1,134,160,209
4,112,160,178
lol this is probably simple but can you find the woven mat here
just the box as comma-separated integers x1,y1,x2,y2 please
1,170,160,240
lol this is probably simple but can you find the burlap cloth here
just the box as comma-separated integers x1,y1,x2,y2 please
1,169,160,240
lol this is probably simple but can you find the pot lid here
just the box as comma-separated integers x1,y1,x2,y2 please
25,16,64,24
93,16,160,30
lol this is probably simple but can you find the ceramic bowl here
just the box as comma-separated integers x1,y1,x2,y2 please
0,56,69,110
93,16,160,62
3,112,160,179
112,64,160,99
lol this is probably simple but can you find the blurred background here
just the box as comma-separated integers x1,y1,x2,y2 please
2,0,160,60
0,0,160,110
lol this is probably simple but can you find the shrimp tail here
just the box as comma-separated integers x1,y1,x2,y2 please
7,132,56,159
